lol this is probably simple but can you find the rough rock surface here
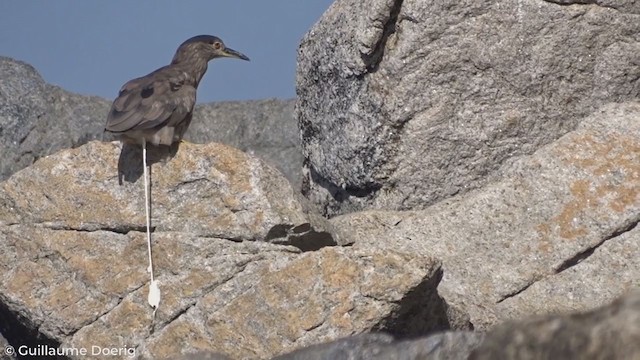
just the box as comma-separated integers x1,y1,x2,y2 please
175,352,233,360
0,141,328,246
470,290,640,360
0,332,15,360
0,57,300,185
495,221,640,322
297,0,640,216
0,141,441,359
173,292,640,359
275,331,484,360
273,334,396,360
0,56,110,182
188,99,301,188
331,102,640,329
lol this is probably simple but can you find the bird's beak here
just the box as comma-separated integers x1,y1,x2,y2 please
222,47,250,61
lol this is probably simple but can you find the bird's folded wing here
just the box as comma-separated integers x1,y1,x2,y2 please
105,71,195,133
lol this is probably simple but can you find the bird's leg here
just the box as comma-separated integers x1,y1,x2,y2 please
143,139,161,318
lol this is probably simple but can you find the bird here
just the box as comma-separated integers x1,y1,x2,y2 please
105,34,250,145
104,35,249,317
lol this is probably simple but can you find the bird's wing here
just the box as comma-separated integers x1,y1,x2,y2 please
105,67,196,133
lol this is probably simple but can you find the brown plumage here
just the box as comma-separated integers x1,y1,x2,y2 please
105,35,249,146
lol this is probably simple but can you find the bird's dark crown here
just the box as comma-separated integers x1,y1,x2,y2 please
171,35,225,65
179,35,223,47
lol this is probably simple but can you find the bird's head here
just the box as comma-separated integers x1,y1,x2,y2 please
172,35,250,64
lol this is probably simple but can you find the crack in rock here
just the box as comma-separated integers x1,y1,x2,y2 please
556,220,639,274
38,223,272,245
305,163,382,211
543,0,619,10
498,219,639,304
362,0,405,73
40,222,149,235
67,283,143,338
496,280,537,304
146,260,255,338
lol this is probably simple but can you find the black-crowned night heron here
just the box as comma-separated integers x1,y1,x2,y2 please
105,35,249,145
104,35,249,316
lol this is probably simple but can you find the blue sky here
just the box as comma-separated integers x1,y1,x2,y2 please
0,1,333,102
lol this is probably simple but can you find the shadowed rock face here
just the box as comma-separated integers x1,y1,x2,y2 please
167,291,640,359
0,332,14,360
273,332,485,360
297,0,640,217
271,291,640,360
0,57,300,186
470,290,640,360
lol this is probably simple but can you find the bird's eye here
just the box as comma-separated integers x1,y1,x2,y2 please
213,42,222,50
